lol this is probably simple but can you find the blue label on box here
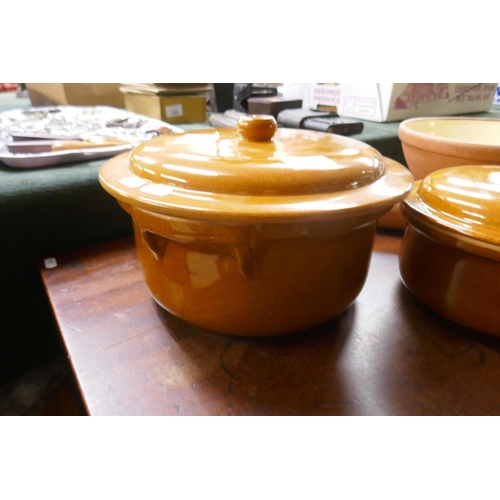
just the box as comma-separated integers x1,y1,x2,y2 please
494,85,500,104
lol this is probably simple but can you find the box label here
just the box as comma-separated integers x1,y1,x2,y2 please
343,95,377,117
391,83,496,111
311,85,341,107
308,84,383,120
494,85,500,105
165,104,184,118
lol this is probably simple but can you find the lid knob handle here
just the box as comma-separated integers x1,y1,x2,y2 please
237,114,278,142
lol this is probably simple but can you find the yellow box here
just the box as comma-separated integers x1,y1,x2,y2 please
26,83,125,109
123,92,207,124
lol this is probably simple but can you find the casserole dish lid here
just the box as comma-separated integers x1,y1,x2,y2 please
401,165,500,246
99,115,413,223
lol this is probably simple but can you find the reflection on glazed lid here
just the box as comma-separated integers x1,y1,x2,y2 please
99,120,414,223
128,127,385,196
402,166,500,245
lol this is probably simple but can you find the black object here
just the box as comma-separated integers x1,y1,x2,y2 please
277,108,339,129
233,84,278,113
302,116,364,136
212,83,235,113
277,108,364,137
247,96,303,119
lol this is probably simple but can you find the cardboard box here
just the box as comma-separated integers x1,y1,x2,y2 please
283,83,498,122
123,92,207,124
26,83,125,108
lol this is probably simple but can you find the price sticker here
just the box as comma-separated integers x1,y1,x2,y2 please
165,104,183,119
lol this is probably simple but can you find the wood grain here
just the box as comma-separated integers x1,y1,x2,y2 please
39,230,500,415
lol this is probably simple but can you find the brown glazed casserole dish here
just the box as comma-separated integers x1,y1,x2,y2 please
400,165,500,336
99,115,413,336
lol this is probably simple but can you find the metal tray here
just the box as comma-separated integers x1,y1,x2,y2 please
0,143,133,168
0,105,183,169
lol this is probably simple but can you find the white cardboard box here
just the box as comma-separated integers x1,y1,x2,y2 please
283,83,498,122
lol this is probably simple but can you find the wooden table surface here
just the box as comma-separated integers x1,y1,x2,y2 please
39,230,500,416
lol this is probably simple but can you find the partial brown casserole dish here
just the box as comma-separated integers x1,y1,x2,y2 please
100,115,413,336
400,165,500,336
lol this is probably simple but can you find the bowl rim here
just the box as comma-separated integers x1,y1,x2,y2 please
398,116,500,161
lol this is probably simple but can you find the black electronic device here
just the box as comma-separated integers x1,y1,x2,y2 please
302,116,364,136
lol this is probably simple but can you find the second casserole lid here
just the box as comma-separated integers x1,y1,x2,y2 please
401,165,500,246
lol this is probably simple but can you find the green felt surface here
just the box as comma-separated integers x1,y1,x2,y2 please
0,180,132,382
0,93,134,381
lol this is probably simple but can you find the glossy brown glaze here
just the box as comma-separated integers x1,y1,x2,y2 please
237,114,278,142
403,166,500,248
399,224,500,336
39,233,500,416
134,215,377,336
100,125,413,223
400,166,500,336
99,120,413,335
